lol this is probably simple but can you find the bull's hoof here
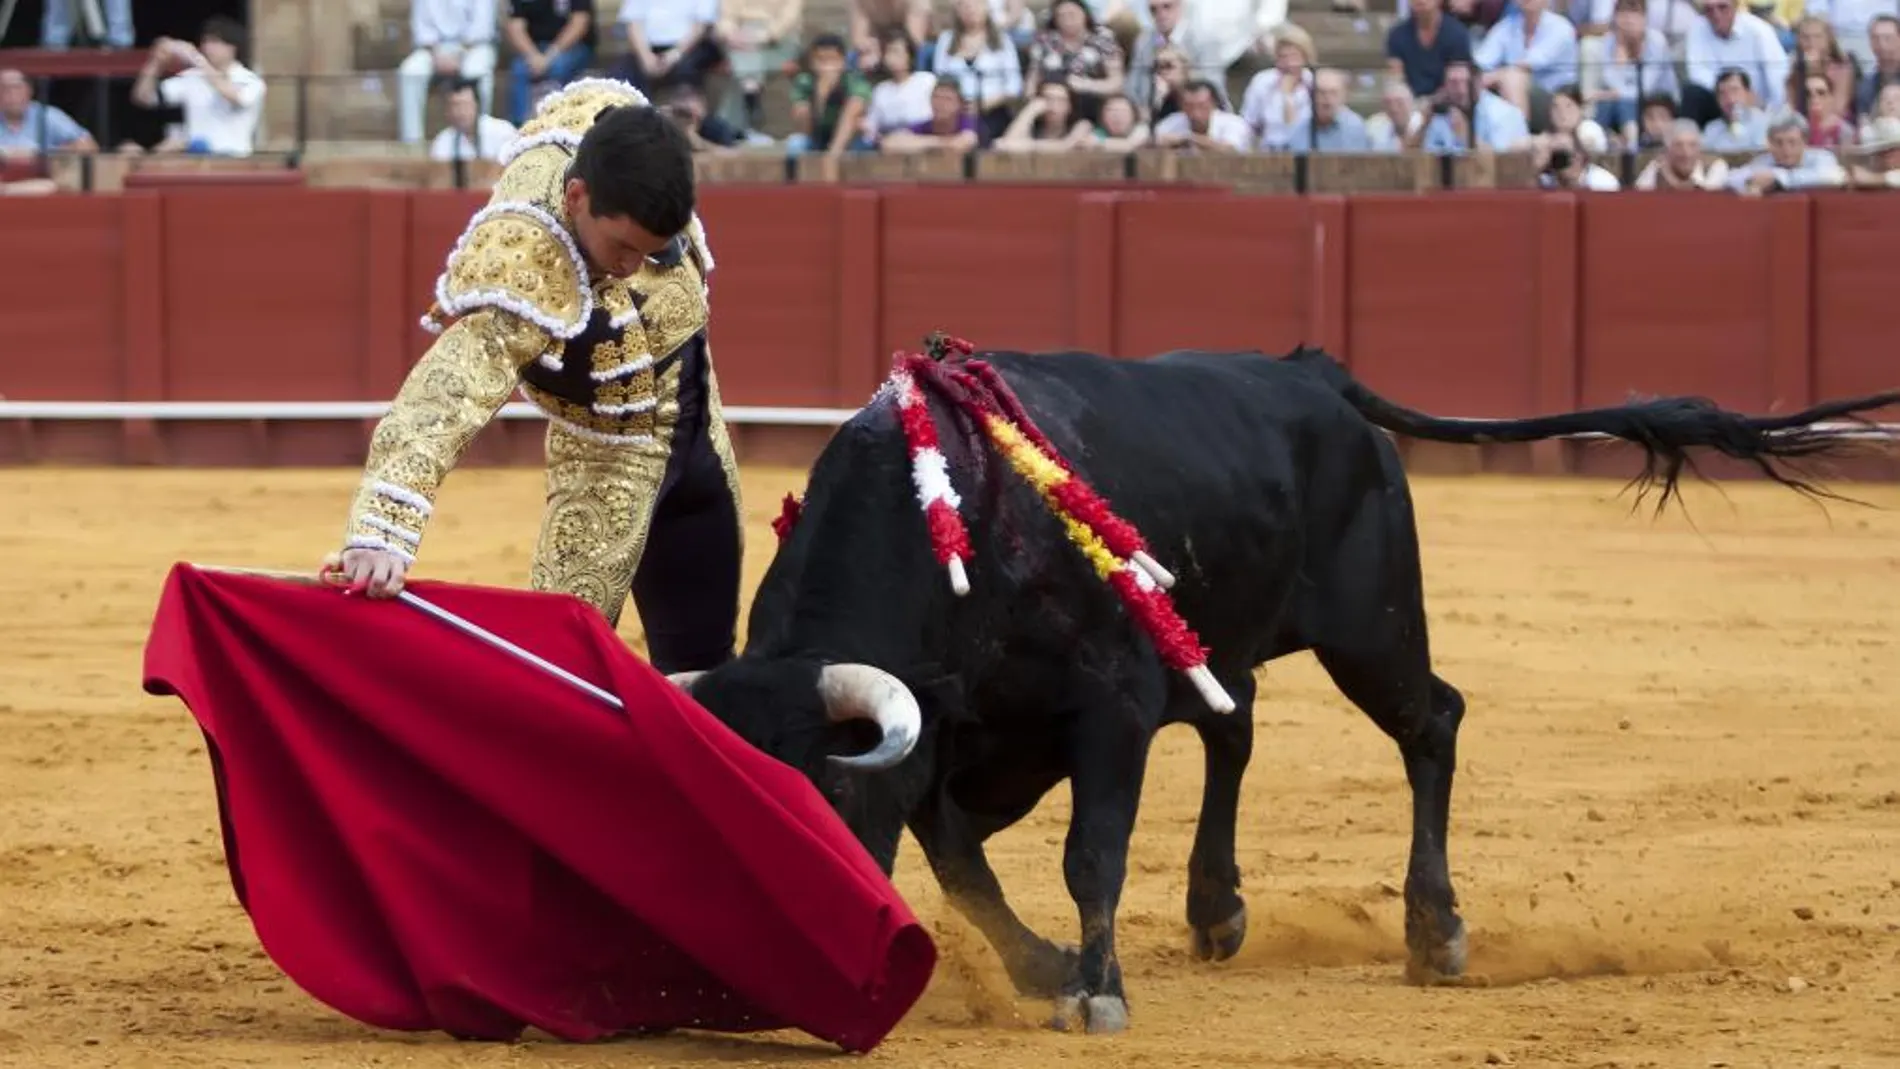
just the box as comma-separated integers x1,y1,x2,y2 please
1190,902,1248,962
1006,940,1081,998
1403,918,1468,985
1050,993,1130,1035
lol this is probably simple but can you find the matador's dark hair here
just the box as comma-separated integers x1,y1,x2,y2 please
568,104,696,239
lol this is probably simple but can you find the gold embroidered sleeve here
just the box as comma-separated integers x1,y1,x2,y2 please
340,309,552,562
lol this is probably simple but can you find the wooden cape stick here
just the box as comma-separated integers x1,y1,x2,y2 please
193,564,627,712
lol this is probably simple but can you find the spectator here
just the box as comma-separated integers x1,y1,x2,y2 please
1145,45,1194,122
1727,113,1848,190
788,34,872,155
1856,15,1900,114
504,0,596,125
1866,79,1900,132
1472,0,1580,126
1684,0,1790,121
429,78,519,161
996,78,1096,150
1701,67,1771,150
861,31,936,146
1800,71,1859,145
1284,68,1373,151
1090,91,1151,147
1387,0,1474,99
1639,0,1708,52
0,69,98,160
1805,0,1899,68
715,0,805,132
1365,78,1427,150
1634,118,1732,186
1126,0,1217,114
1240,25,1315,150
1845,113,1900,182
1787,15,1864,120
128,20,266,158
1590,0,1677,140
1534,129,1621,186
1423,61,1533,150
1544,84,1609,152
1636,90,1678,146
617,0,724,93
1027,0,1127,124
661,83,746,150
41,0,133,49
398,0,499,147
880,80,981,151
1155,76,1252,150
853,0,936,67
932,0,1025,141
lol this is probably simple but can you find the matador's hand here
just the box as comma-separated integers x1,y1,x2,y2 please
320,548,411,599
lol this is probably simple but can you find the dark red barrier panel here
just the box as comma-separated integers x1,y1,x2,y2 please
3,187,1899,476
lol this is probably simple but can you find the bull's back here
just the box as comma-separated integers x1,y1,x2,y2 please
973,349,1393,653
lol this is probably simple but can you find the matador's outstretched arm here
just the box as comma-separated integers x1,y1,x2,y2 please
341,309,552,563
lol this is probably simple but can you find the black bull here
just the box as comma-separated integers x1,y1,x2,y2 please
672,345,1898,1034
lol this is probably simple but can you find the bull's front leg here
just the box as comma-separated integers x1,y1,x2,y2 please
909,796,1078,998
1052,693,1155,1035
1184,670,1256,962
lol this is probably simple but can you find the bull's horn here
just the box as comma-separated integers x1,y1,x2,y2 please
667,670,706,691
817,664,922,772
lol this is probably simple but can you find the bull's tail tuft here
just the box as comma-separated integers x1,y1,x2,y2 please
1306,350,1900,513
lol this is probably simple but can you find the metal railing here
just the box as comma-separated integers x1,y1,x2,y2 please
3,53,1884,195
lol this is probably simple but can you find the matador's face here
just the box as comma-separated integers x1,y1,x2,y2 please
563,178,674,279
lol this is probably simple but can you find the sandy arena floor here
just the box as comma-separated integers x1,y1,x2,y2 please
1,463,1897,1069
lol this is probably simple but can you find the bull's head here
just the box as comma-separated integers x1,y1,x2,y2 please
667,662,921,772
665,660,930,873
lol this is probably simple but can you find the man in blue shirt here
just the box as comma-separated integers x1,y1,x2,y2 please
0,69,98,160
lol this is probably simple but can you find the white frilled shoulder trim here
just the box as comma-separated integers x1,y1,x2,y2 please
536,77,652,118
428,200,596,360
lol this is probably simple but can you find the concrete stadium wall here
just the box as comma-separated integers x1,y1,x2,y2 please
1,186,1897,478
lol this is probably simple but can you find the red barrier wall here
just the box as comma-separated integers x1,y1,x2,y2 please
1,187,1896,476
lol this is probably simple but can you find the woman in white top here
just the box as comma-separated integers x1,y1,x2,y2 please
862,32,938,145
1239,24,1314,150
933,0,1027,140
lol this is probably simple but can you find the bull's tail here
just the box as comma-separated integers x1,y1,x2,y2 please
1288,348,1900,510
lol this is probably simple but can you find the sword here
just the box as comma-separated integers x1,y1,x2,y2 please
194,564,626,712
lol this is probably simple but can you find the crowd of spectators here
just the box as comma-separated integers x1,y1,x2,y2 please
3,0,1899,195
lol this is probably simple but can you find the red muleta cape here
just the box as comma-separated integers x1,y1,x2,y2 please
140,563,936,1052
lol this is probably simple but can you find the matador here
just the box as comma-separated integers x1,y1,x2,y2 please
325,78,744,675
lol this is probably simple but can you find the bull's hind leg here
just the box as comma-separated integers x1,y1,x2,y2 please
1316,647,1468,982
1185,670,1256,962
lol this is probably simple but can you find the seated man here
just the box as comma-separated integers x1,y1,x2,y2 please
1282,68,1372,152
127,18,266,157
429,77,520,161
1158,76,1255,151
397,0,499,146
0,69,99,161
616,0,726,94
1421,60,1532,152
1725,113,1846,194
504,0,597,124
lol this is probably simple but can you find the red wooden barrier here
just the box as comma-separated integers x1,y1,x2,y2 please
1,187,1896,476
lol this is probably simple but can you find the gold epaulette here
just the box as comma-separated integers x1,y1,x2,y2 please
424,202,591,340
504,78,654,163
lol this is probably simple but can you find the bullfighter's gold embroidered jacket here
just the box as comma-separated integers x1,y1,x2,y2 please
339,78,716,564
